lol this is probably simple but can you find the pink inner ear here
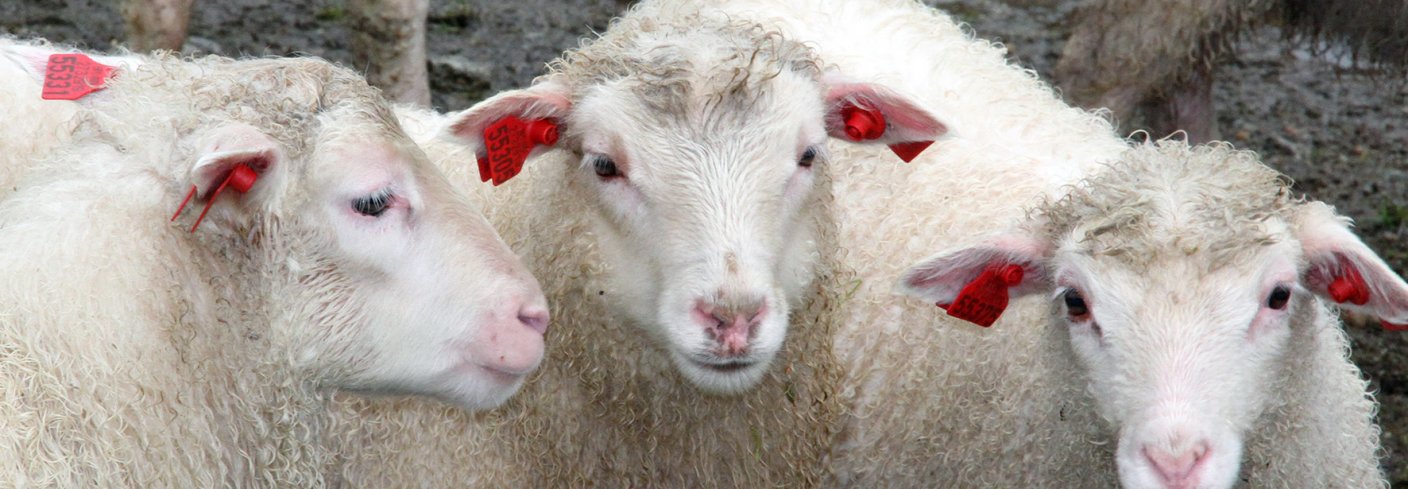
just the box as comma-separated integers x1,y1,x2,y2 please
193,151,274,197
171,163,260,232
447,84,572,144
825,83,947,139
1307,253,1372,306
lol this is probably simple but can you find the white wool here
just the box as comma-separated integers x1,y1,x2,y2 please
0,37,145,195
730,1,1129,485
899,141,1388,487
334,0,1136,486
0,51,546,486
1043,142,1383,487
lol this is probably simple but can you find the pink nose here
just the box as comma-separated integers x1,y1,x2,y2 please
1144,441,1210,488
692,298,765,357
518,303,549,335
470,294,549,376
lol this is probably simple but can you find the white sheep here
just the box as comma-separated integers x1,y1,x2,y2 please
0,52,548,486
699,0,1147,485
334,1,957,485
899,141,1400,488
333,0,1146,486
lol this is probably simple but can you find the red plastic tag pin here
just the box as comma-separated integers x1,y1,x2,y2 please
939,264,1025,327
42,53,117,100
1327,257,1371,306
888,140,934,163
1382,321,1408,331
170,164,258,232
475,116,559,186
841,104,885,141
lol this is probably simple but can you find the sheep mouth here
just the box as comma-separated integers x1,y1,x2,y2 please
690,359,757,373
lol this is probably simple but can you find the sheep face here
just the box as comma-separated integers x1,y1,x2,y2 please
180,105,548,410
283,117,547,410
1051,237,1300,489
6,49,549,410
564,68,831,394
444,14,945,394
900,142,1408,489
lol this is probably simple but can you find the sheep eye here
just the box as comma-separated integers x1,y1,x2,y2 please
592,156,620,178
1063,289,1089,318
1267,286,1291,310
352,191,391,217
798,146,817,168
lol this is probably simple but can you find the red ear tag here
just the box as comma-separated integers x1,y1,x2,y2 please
840,104,885,141
1327,258,1371,306
170,164,259,233
938,264,1024,327
888,140,934,163
42,53,117,101
1382,321,1408,331
475,116,559,186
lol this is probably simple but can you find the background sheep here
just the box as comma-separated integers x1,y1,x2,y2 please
1054,0,1408,143
899,141,1399,487
0,53,548,486
118,0,432,106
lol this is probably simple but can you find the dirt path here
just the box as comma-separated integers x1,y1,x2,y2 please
3,0,1404,483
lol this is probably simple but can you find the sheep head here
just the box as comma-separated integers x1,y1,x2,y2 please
440,11,945,394
899,141,1408,489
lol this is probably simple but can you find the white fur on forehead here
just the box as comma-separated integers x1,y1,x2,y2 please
550,4,821,118
1043,141,1300,269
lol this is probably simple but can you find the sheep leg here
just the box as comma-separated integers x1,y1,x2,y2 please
121,0,194,52
348,0,431,107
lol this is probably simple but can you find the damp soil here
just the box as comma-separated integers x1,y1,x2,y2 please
3,0,1404,483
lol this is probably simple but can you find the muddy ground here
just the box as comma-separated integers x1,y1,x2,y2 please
2,0,1404,483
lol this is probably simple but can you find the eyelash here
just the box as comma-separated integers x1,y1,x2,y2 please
352,189,393,217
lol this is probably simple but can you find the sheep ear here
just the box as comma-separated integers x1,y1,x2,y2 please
822,73,947,163
898,231,1052,327
1295,202,1408,329
443,79,571,185
172,123,282,232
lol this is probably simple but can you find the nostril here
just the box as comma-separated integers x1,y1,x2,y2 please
745,300,767,325
692,300,721,329
1143,441,1211,483
517,306,549,335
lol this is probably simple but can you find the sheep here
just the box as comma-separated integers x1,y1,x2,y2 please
332,1,961,485
119,0,432,105
332,0,1144,486
1054,0,1408,143
898,140,1400,488
0,52,549,486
